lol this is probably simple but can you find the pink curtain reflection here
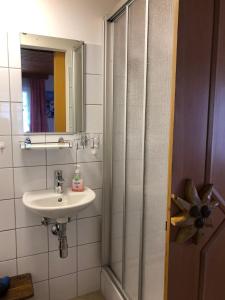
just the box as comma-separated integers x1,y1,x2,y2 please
30,78,47,132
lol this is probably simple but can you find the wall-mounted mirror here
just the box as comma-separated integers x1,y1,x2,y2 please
20,33,85,134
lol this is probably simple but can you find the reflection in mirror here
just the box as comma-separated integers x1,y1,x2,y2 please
22,48,62,132
20,33,85,134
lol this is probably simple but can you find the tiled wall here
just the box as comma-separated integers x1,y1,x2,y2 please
0,33,103,300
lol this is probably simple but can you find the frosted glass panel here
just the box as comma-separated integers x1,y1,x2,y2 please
110,12,126,282
109,1,147,297
124,0,146,299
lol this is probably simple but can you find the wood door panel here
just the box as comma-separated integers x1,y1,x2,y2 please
169,1,215,299
198,2,225,298
169,206,225,300
197,206,225,250
200,220,225,300
211,0,225,199
169,0,225,299
168,244,201,300
172,0,214,197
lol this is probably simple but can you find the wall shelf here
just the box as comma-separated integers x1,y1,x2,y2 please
20,137,73,150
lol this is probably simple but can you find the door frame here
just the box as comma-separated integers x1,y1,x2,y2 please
164,1,180,299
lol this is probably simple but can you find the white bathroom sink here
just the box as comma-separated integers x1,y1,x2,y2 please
23,187,96,221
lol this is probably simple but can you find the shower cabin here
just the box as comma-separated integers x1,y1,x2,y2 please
104,0,147,299
102,0,178,299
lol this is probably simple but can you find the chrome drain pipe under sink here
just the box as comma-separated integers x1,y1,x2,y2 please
51,222,68,258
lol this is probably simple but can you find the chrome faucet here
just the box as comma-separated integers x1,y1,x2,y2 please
54,170,64,194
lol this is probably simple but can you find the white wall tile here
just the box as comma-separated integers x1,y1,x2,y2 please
78,216,101,245
13,136,46,167
14,166,46,198
78,242,101,271
32,281,49,300
0,102,11,135
50,273,77,300
15,198,42,228
85,44,102,74
0,33,8,67
78,189,102,219
0,168,14,200
80,162,103,189
77,146,103,163
8,33,21,69
49,247,76,279
47,147,76,165
86,75,103,104
17,253,48,283
0,136,12,168
78,267,101,296
0,230,16,261
9,68,22,102
0,68,10,101
16,226,48,257
86,105,103,133
0,199,15,231
48,220,76,251
77,134,103,163
47,164,74,190
0,259,17,277
11,102,23,135
46,135,76,165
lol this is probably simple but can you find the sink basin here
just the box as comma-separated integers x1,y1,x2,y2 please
23,187,96,220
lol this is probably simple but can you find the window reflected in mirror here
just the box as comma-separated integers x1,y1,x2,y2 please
21,48,66,133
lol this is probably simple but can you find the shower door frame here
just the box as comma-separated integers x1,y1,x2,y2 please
102,1,150,299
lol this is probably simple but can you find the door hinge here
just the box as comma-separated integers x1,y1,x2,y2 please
165,221,168,231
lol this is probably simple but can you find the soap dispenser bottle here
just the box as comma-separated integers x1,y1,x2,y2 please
72,165,84,192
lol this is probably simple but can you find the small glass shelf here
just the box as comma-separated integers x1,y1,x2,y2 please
20,137,73,150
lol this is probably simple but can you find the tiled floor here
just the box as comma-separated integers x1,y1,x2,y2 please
73,291,105,300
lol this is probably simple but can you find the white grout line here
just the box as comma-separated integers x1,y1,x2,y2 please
47,203,50,300
0,160,103,169
6,33,19,276
0,214,102,233
76,214,79,297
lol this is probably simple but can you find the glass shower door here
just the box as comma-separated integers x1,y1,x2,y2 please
110,11,127,283
108,0,147,299
124,0,146,299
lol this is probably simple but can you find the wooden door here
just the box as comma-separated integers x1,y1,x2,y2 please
168,0,225,299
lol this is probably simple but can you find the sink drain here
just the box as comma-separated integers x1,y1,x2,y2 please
58,198,63,202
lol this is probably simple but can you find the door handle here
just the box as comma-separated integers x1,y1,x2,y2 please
171,179,218,244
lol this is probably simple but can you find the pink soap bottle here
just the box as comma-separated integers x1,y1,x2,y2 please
72,165,84,192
